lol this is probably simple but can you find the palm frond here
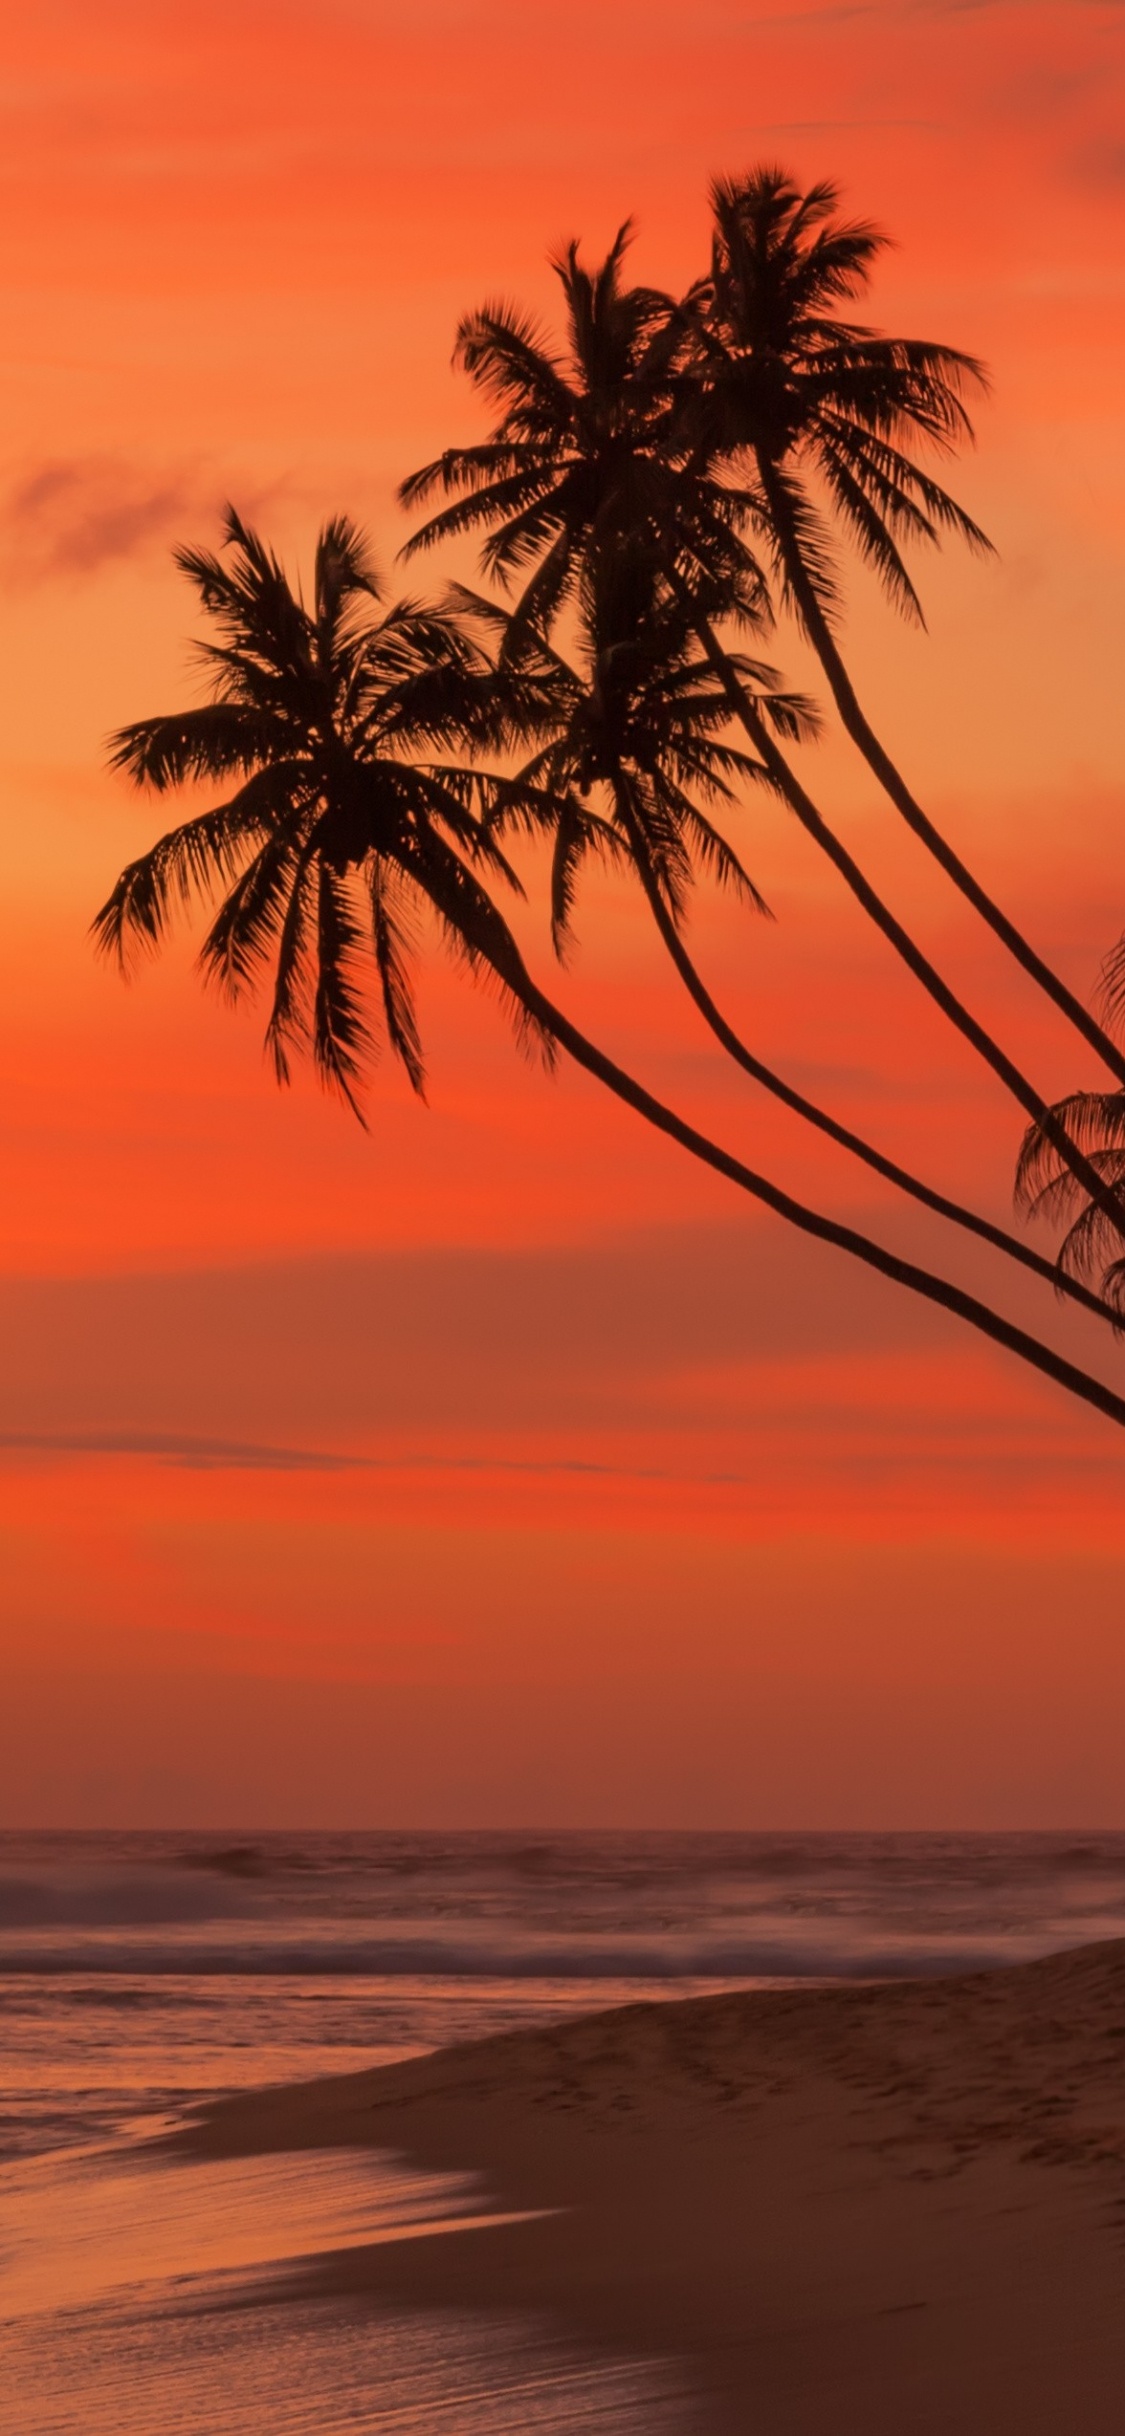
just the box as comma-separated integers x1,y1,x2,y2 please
496,526,583,644
312,864,372,1118
765,463,842,622
1015,1091,1125,1212
815,438,928,624
1053,1187,1125,1293
263,845,319,1086
453,302,574,421
1099,932,1125,1036
108,704,286,792
403,822,556,1070
91,767,301,968
401,466,563,562
177,509,312,675
398,442,531,517
196,828,304,1003
314,516,382,667
675,809,766,910
370,866,426,1095
1015,1092,1125,1302
818,417,993,557
1101,1256,1125,1319
549,796,595,955
99,510,553,1119
697,169,991,632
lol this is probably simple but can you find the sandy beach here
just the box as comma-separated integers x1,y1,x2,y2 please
171,1938,1125,2431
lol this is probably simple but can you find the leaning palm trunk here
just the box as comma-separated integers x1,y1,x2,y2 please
610,782,1123,1334
396,225,1125,1262
505,957,1125,1434
691,166,1125,1088
756,460,1125,1091
667,577,1125,1257
462,576,1121,1331
98,514,1125,1433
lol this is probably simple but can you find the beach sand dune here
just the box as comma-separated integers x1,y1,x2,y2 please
176,1941,1125,2431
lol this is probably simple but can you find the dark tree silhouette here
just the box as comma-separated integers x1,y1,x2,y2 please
681,167,1125,1089
398,229,1125,1252
463,566,1122,1331
1017,1087,1125,1314
95,509,545,1113
96,513,1125,1430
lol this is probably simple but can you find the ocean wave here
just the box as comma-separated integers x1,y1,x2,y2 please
0,1931,1069,1980
8,1829,1125,1898
232,1832,1125,1887
0,1875,251,1931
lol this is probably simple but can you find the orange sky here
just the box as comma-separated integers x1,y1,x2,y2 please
3,0,1125,1825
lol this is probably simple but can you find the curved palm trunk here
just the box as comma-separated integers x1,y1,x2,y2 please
757,456,1125,1091
669,582,1125,1256
501,955,1125,1432
615,799,1122,1334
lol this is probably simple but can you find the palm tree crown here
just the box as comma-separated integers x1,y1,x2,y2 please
399,220,1125,1240
464,564,1122,1335
678,170,1125,1101
686,166,991,624
399,226,765,640
93,511,1125,1434
94,510,541,1112
1017,1088,1125,1314
460,556,814,949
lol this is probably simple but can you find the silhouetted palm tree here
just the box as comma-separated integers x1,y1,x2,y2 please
1016,939,1125,1309
464,565,1121,1330
682,166,1125,1087
96,512,1125,1431
1017,1088,1125,1314
399,231,1125,1251
400,223,766,649
94,509,544,1112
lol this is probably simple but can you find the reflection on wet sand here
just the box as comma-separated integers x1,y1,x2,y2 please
0,2138,698,2435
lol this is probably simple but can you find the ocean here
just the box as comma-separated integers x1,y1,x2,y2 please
3,1829,1125,2431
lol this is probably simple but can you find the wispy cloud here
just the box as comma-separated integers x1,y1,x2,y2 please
0,456,290,584
1,1229,1111,1483
0,1430,361,1472
0,1430,753,1484
1068,139,1125,189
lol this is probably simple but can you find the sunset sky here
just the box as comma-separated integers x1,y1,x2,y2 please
3,0,1125,1827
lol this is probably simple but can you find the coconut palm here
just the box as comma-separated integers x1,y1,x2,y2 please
684,166,1125,1087
1017,1090,1125,1314
95,510,1125,1432
399,222,767,650
94,508,547,1112
465,565,1122,1331
399,230,1125,1251
1016,932,1125,1308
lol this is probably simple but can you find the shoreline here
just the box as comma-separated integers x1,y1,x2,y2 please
173,1941,1125,2431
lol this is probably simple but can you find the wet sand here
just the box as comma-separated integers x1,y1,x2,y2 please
175,1940,1125,2432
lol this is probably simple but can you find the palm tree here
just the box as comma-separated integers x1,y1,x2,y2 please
1016,939,1125,1310
464,565,1122,1331
95,510,1125,1433
399,224,767,651
398,230,1125,1253
94,508,546,1113
684,166,1125,1088
1017,1089,1125,1315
